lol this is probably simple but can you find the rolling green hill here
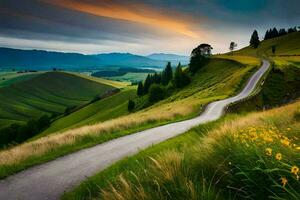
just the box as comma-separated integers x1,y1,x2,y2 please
39,87,136,136
235,31,300,57
0,72,116,129
0,71,43,88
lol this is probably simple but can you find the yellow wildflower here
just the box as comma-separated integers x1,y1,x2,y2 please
275,153,282,161
286,128,291,131
296,146,300,151
291,166,299,175
281,139,290,146
281,177,288,187
265,148,272,156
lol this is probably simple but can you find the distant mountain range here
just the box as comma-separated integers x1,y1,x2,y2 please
0,47,189,70
146,53,189,64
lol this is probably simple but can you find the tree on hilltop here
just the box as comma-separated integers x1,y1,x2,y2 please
250,30,260,48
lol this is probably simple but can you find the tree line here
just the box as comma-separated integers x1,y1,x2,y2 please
128,43,213,111
0,115,51,149
250,26,299,49
264,27,298,40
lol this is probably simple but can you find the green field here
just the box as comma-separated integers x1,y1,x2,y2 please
0,72,116,129
106,72,153,83
39,87,136,136
0,71,43,88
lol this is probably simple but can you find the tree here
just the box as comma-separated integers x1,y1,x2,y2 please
173,63,190,88
272,45,276,54
153,72,161,84
229,42,237,54
250,30,260,48
127,99,135,112
162,62,173,85
189,43,212,74
137,81,144,96
278,28,287,36
143,74,152,93
148,84,165,103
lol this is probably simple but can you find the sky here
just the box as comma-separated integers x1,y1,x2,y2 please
0,0,299,55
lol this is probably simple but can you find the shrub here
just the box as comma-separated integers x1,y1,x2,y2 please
148,84,165,103
127,99,135,112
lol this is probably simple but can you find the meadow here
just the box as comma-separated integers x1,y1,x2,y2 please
0,71,43,88
0,72,116,129
0,57,259,178
39,86,137,136
63,99,300,200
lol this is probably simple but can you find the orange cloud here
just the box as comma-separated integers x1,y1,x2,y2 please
46,0,199,38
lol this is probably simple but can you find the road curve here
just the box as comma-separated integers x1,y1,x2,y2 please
0,60,270,200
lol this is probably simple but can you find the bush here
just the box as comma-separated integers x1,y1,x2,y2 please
148,84,165,103
127,99,135,112
0,114,51,149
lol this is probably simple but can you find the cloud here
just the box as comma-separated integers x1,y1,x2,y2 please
0,0,298,54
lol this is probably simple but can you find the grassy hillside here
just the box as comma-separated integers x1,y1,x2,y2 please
39,87,136,136
0,58,259,178
226,33,300,113
64,100,300,200
0,72,115,129
235,31,300,57
0,71,43,88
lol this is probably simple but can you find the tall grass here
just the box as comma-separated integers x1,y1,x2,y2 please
91,100,300,200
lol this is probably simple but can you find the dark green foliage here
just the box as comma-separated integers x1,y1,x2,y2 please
272,45,276,54
127,99,135,112
148,84,165,103
278,28,287,36
250,30,260,48
0,115,51,149
161,62,173,85
189,43,212,74
264,26,297,40
173,63,190,88
288,27,297,33
153,72,161,84
143,74,152,93
137,81,144,96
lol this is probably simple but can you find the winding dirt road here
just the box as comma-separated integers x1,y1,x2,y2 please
0,60,270,200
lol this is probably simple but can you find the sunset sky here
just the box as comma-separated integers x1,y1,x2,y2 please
0,0,299,55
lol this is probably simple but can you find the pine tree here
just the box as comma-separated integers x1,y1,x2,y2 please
127,99,135,112
173,63,190,88
173,63,183,88
264,30,270,40
162,62,173,85
137,81,144,96
278,28,287,36
144,74,152,94
250,30,260,48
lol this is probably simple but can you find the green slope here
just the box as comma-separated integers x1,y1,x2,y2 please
235,31,300,57
40,87,136,136
0,72,115,129
0,71,44,88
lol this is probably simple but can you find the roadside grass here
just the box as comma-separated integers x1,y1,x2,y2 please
63,100,300,200
0,58,259,178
